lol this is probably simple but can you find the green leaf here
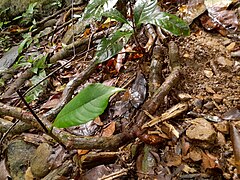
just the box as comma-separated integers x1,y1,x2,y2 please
95,30,133,64
134,0,189,36
25,70,47,103
150,12,190,36
18,34,32,54
53,83,124,128
134,0,158,28
82,0,118,20
103,9,129,24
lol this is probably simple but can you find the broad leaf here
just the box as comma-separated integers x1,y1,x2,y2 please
82,0,118,20
134,0,158,28
150,12,190,36
134,0,190,36
53,83,124,128
103,9,129,24
95,30,133,64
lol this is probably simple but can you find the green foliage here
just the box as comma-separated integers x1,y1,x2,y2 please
53,0,190,128
25,70,47,103
82,0,118,20
13,2,38,26
103,9,129,24
18,33,33,54
133,0,190,36
53,83,124,128
95,30,132,63
82,0,189,64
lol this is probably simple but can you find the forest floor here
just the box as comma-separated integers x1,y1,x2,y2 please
0,1,239,180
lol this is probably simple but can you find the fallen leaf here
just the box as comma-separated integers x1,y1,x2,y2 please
102,121,116,137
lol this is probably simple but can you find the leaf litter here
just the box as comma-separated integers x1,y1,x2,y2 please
0,0,239,179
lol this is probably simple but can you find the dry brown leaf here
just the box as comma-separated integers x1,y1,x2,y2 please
102,121,116,137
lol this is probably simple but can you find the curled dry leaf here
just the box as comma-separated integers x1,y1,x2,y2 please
102,121,116,137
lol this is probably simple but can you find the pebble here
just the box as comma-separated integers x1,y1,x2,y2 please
216,56,233,67
203,101,215,110
231,50,240,57
30,143,52,178
213,94,224,103
204,70,213,78
192,98,203,109
226,42,235,51
213,121,229,134
186,118,216,143
178,93,192,101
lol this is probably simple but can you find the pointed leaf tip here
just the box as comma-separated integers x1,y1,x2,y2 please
53,83,124,128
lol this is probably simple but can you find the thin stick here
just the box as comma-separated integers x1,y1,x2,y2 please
17,90,48,133
23,47,95,96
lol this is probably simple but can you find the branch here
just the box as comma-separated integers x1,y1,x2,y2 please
0,102,134,150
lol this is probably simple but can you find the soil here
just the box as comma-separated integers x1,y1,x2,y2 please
0,3,239,180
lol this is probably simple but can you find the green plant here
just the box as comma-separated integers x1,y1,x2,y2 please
52,0,190,128
83,0,190,63
13,2,38,26
53,83,124,128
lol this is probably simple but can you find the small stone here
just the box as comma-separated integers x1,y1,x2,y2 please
183,53,190,58
178,93,192,101
192,98,203,109
222,39,231,46
226,42,235,51
204,70,213,78
213,94,224,103
205,85,215,94
30,143,52,178
217,132,226,146
189,147,202,162
231,50,240,57
186,118,216,143
216,56,233,67
213,121,229,134
203,101,215,110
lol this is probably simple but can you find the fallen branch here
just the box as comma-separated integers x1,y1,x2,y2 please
0,102,134,150
49,27,116,63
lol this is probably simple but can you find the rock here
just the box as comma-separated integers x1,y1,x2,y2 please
231,50,240,57
216,56,233,67
0,46,19,72
189,147,202,162
192,98,203,109
203,101,214,110
178,93,192,101
186,118,216,143
213,94,224,103
204,70,213,78
222,39,231,46
30,143,52,178
6,140,36,180
205,85,215,94
213,121,229,134
226,42,235,51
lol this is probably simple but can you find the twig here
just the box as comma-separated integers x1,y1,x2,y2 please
0,102,134,150
23,47,95,97
0,120,20,144
17,90,48,133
